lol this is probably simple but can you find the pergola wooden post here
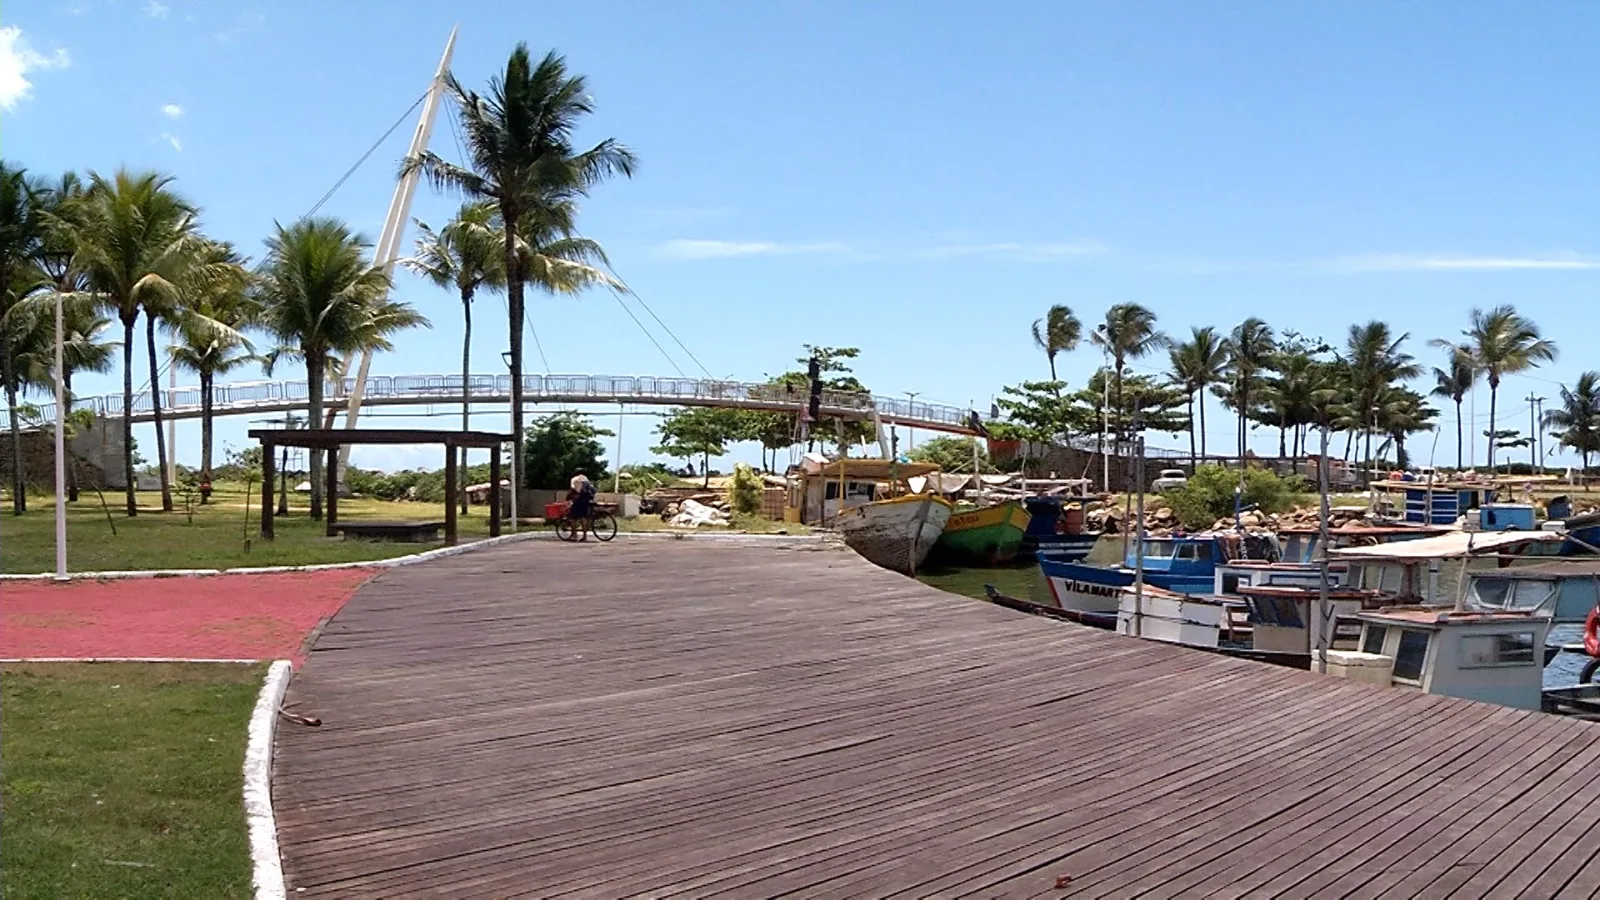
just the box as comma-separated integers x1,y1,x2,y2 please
250,428,514,547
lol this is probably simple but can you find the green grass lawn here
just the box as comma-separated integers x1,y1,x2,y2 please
0,482,499,574
0,663,265,900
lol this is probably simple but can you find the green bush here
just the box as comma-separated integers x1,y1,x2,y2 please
1163,464,1306,529
728,464,764,516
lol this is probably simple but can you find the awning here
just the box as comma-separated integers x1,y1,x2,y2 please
1328,529,1564,560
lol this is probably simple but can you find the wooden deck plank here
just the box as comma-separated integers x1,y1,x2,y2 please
272,538,1600,898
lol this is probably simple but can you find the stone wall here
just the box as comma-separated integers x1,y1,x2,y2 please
0,414,120,490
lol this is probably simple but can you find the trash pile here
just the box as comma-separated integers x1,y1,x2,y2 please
663,498,731,528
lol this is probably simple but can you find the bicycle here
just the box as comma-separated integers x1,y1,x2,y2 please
550,500,619,543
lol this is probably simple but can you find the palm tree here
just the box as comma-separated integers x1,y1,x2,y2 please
1169,326,1227,466
1428,341,1477,470
1374,385,1436,471
0,162,43,513
1263,348,1320,465
168,240,254,491
1090,303,1165,452
72,170,202,515
1031,304,1081,385
1544,372,1600,489
406,45,636,494
1344,321,1421,468
1460,306,1558,471
256,217,427,521
1222,318,1276,461
403,201,506,513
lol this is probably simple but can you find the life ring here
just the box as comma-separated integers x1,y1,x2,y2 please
1584,605,1600,658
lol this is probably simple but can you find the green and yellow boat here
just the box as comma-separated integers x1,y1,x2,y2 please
931,499,1033,566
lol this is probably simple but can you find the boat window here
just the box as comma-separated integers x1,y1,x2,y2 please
1556,579,1600,622
1392,629,1430,682
1144,541,1176,559
1470,577,1511,609
1461,632,1538,667
1508,579,1556,613
1175,542,1202,561
1193,543,1213,562
846,481,876,500
1362,625,1387,655
825,482,839,500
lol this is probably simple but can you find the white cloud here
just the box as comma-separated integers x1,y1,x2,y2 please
161,102,183,119
655,239,848,260
1330,254,1600,273
923,240,1108,262
144,0,170,17
159,132,182,151
0,26,70,111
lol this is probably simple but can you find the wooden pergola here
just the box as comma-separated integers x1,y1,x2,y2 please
248,428,514,546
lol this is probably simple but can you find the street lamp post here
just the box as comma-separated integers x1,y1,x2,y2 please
905,391,919,452
501,350,517,531
52,285,67,580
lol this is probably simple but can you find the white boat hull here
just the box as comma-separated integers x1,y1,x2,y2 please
1116,590,1224,649
1043,574,1125,616
837,495,952,575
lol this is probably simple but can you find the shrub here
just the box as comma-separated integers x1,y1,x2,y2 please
1163,464,1306,529
728,463,764,516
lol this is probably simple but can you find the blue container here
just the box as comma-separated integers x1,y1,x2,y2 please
1479,504,1536,532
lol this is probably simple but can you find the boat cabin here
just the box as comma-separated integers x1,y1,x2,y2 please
783,455,939,525
1329,529,1567,604
1339,608,1552,710
1462,560,1600,625
1369,478,1499,526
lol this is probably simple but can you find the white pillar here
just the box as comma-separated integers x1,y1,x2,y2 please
53,289,67,580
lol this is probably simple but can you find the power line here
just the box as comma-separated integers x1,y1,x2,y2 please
608,290,685,376
604,275,713,379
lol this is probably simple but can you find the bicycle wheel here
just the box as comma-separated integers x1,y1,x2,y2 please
590,511,618,542
554,517,579,542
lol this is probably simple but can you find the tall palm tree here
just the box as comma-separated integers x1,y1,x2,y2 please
168,240,254,490
403,201,506,513
1428,341,1477,470
256,217,427,520
1031,304,1081,385
1460,306,1558,471
406,45,636,494
1373,385,1436,471
1090,303,1165,452
1544,372,1600,488
72,170,203,515
1169,325,1227,466
1344,321,1421,468
1222,317,1276,461
0,162,43,513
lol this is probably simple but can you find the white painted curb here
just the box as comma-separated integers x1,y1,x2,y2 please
0,657,263,664
244,660,292,900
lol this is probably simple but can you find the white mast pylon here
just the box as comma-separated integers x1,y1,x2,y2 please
337,25,458,480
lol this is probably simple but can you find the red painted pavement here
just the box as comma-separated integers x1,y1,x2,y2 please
1,569,376,664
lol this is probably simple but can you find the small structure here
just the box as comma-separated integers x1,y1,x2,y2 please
783,454,940,524
1346,607,1551,710
249,428,513,546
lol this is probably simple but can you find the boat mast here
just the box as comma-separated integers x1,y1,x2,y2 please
337,26,459,480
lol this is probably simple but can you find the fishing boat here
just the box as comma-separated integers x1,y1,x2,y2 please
1018,485,1099,561
1038,531,1279,618
932,499,1031,566
836,492,954,575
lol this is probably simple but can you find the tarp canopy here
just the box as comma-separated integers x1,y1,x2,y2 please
1329,529,1564,560
793,453,939,480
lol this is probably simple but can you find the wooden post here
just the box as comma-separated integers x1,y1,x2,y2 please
488,442,502,538
261,441,276,540
444,442,458,546
325,446,339,538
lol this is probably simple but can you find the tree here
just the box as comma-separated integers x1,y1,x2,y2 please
522,412,611,489
73,170,204,515
1373,385,1436,470
403,200,507,512
1031,304,1081,384
1169,326,1227,467
1459,305,1557,471
1090,303,1165,453
168,240,255,490
0,162,43,513
652,407,749,487
1076,370,1189,439
256,217,427,520
1545,372,1600,486
407,45,635,510
907,435,988,472
1429,341,1477,470
747,371,808,472
1219,317,1276,461
1344,321,1421,467
994,379,1090,447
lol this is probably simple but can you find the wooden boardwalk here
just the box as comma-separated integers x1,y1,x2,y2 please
273,537,1600,898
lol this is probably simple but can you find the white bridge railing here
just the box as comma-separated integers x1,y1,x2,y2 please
4,373,977,434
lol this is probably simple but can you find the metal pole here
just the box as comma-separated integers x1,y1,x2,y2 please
339,26,459,479
614,407,623,494
1101,355,1110,491
1132,434,1146,638
1316,425,1332,674
165,352,177,490
53,288,67,580
507,439,518,533
905,391,918,450
1528,393,1538,473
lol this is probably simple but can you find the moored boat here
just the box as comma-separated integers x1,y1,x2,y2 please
837,493,954,575
932,500,1031,566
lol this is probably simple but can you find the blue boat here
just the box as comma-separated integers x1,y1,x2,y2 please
1018,496,1100,562
1038,532,1278,618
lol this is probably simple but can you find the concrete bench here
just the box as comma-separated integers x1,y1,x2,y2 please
333,521,446,543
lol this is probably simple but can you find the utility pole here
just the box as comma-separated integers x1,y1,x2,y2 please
1526,393,1542,473
1535,396,1546,474
904,391,919,451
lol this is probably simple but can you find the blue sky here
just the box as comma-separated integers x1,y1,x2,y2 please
4,1,1598,473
